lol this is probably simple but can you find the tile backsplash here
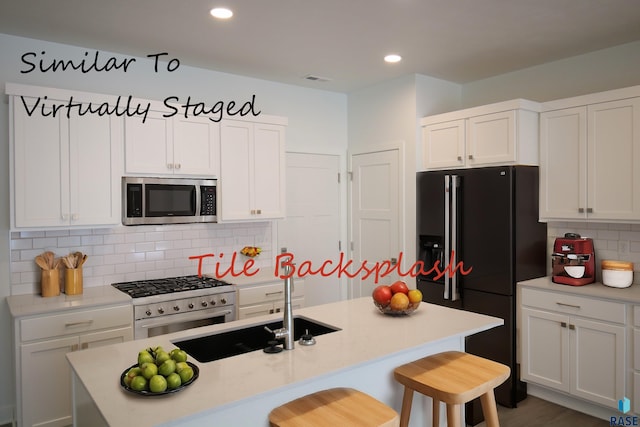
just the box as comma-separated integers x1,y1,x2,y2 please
10,222,274,295
546,221,640,285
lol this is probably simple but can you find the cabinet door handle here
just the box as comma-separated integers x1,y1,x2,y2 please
256,209,262,214
250,209,256,215
71,344,79,351
587,208,593,213
569,324,575,330
265,291,283,296
81,342,89,350
457,156,462,161
556,302,581,309
560,322,567,328
175,163,181,170
468,154,474,160
65,320,94,328
62,214,69,220
167,163,173,169
578,208,584,213
71,214,79,221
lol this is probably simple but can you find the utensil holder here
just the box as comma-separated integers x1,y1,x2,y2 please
41,269,61,297
65,267,83,295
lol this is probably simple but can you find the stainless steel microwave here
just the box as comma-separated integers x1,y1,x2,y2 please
122,177,217,225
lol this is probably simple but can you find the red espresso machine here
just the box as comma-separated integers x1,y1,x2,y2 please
552,233,596,286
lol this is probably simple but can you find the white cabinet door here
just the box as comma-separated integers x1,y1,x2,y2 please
521,307,570,392
253,123,285,218
219,120,285,221
69,112,122,226
587,98,640,221
539,107,587,221
13,97,68,227
124,110,173,175
421,119,465,169
173,116,220,176
571,317,626,408
20,336,78,427
467,110,516,166
220,120,253,220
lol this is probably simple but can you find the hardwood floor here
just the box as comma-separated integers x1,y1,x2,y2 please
477,396,609,427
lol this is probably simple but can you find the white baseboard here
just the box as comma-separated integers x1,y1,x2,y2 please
527,383,617,421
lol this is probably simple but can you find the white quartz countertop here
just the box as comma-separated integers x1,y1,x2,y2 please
518,276,640,304
66,297,503,427
6,285,132,317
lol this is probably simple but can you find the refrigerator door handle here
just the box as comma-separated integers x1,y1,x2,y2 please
444,175,450,300
450,175,460,301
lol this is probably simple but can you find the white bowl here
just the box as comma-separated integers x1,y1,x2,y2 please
564,265,585,278
602,269,633,288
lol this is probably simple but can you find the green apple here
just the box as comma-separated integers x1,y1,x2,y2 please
178,366,194,383
155,351,171,365
170,349,188,363
166,372,182,390
138,350,154,365
130,375,147,391
124,367,141,387
175,361,189,373
140,362,158,380
149,375,167,393
158,359,176,376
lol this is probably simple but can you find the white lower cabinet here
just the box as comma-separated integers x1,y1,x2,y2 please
521,287,626,409
237,280,305,320
14,304,133,427
634,306,639,414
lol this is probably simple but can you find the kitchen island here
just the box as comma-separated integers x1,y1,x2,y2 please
67,297,503,426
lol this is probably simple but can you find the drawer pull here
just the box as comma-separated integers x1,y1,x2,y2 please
556,302,581,309
71,344,79,351
569,324,575,330
81,343,89,350
65,320,94,328
265,291,283,297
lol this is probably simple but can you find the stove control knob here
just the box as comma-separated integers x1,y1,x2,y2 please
221,297,227,304
158,307,165,314
201,301,208,307
173,305,180,311
146,310,152,316
210,299,216,306
188,303,194,309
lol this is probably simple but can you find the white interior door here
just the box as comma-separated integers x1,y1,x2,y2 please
277,153,342,306
350,149,401,298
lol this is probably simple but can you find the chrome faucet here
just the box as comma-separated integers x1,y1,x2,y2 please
264,263,295,350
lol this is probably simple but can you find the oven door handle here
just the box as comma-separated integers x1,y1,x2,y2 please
136,309,233,329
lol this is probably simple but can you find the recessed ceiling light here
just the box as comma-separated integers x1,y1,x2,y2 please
384,54,402,63
210,7,233,19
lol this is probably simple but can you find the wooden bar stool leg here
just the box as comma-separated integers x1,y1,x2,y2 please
480,391,500,427
432,398,440,427
446,403,461,427
399,387,414,427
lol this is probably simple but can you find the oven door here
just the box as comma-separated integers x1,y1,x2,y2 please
134,307,234,339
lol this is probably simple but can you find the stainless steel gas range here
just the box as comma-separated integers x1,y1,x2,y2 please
112,275,236,339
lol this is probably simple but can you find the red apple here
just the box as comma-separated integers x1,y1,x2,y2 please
372,285,393,305
390,280,409,295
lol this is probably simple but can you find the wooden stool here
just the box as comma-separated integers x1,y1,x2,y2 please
393,351,510,427
269,387,400,427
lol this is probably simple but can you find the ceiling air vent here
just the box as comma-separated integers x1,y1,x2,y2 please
303,74,331,82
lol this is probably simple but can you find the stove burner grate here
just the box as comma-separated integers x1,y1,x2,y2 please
112,275,231,298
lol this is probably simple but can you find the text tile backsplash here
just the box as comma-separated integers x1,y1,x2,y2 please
10,222,274,295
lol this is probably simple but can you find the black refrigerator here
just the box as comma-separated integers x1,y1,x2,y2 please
416,165,547,425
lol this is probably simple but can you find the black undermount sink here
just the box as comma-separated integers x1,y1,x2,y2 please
171,316,340,363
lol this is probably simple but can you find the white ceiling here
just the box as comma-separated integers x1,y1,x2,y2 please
2,0,640,93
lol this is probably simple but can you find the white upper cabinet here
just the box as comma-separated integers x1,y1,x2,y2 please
540,87,640,222
420,99,540,170
10,85,123,229
219,118,286,221
124,109,220,177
